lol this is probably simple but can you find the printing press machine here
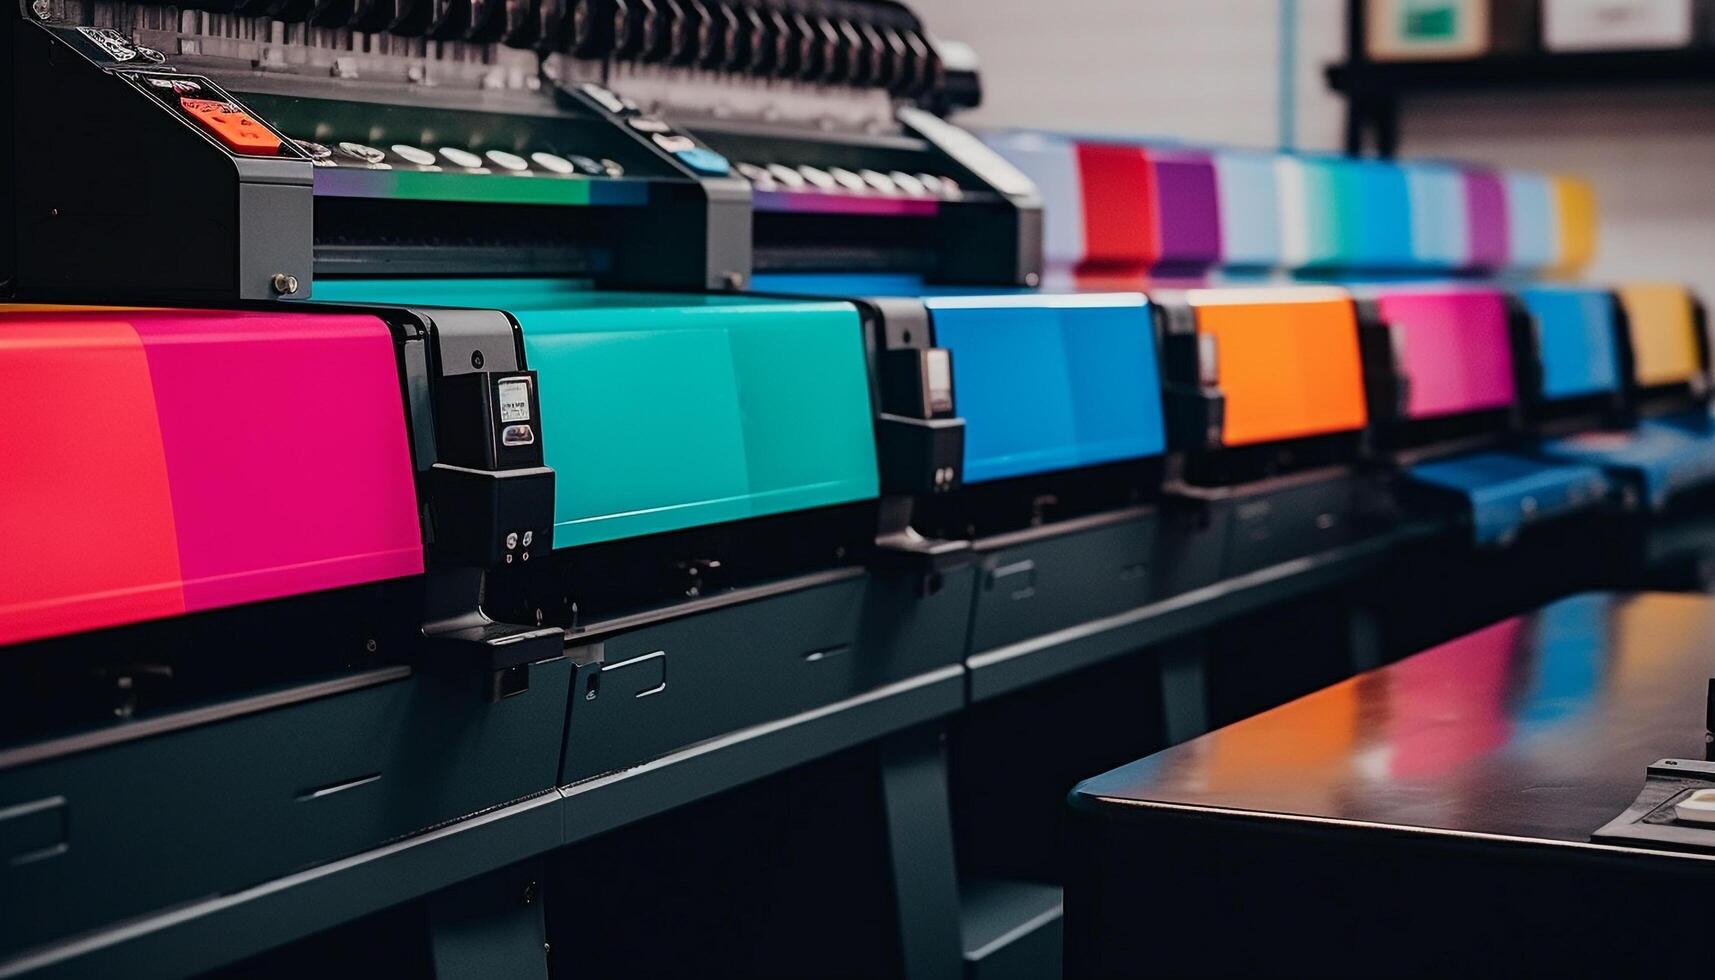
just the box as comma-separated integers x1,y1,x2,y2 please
0,296,577,962
1521,282,1715,587
1288,159,1715,566
992,133,1614,620
1246,152,1715,626
1356,284,1609,549
597,14,1199,976
710,114,1492,977
0,1,989,975
6,1,1715,977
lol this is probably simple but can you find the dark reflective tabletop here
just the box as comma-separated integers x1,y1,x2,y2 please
1075,591,1715,843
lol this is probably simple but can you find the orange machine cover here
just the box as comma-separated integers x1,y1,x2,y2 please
1191,289,1369,447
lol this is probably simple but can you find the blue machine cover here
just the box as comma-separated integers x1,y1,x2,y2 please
1516,286,1622,402
1539,421,1715,511
1408,451,1610,546
1650,408,1715,436
752,275,1167,484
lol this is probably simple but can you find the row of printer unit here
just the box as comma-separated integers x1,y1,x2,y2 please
6,264,1715,965
5,2,1715,968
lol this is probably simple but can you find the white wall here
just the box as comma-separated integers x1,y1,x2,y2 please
1390,83,1715,297
922,0,1311,146
916,0,1715,297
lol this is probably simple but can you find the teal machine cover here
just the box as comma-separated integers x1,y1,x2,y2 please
315,279,880,547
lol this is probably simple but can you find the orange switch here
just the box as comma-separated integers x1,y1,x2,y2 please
179,98,281,156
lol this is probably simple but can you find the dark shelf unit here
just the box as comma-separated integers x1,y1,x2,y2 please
1330,0,1715,156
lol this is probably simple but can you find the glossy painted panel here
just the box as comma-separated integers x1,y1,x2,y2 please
529,299,879,545
1406,451,1608,545
1517,285,1622,401
1618,282,1702,388
0,317,186,645
1075,591,1715,843
0,309,423,646
1372,287,1516,419
134,312,424,609
1189,290,1368,446
314,280,880,547
752,275,1166,484
1540,422,1715,510
928,294,1165,482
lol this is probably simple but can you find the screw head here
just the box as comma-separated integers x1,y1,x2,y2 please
470,350,485,369
270,272,300,295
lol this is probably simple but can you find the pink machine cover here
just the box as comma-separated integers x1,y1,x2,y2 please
0,308,425,646
1372,288,1518,421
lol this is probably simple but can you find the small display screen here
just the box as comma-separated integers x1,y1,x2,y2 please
498,378,532,423
926,349,955,416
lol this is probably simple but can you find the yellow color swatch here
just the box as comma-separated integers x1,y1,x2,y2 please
1551,176,1598,274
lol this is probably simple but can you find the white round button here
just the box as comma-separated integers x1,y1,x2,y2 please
485,149,529,171
390,144,437,166
531,152,577,175
438,146,485,169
